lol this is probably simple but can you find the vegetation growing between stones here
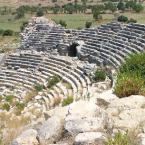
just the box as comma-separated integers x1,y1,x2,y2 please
114,73,144,98
62,96,73,106
105,129,140,145
47,75,61,88
114,53,145,97
2,103,10,111
34,83,44,92
105,131,130,145
93,69,106,82
5,95,14,103
24,90,38,103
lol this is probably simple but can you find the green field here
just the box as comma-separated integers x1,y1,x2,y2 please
0,12,145,33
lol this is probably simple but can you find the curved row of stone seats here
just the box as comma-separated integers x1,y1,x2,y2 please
88,37,143,67
39,57,89,98
80,23,145,68
78,26,117,44
5,53,43,69
79,32,122,67
0,68,44,93
21,25,66,50
46,57,91,88
1,53,91,108
128,23,145,32
0,68,65,107
98,22,124,33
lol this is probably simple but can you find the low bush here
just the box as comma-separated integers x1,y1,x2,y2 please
3,29,13,36
47,75,60,88
36,8,44,17
128,18,137,23
114,73,144,98
58,20,67,28
16,102,25,111
114,53,145,97
15,102,26,115
34,84,44,92
120,53,145,78
0,29,14,36
117,15,128,22
105,131,129,145
5,95,14,103
2,103,10,111
62,96,73,106
85,21,92,28
93,70,106,82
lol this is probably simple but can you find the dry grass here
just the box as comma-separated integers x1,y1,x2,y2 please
0,111,31,145
0,36,20,53
24,90,38,103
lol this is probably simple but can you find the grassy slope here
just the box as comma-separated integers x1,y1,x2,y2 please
0,13,113,31
0,0,102,7
0,12,145,32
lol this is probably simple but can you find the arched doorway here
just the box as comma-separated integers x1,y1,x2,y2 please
68,43,78,57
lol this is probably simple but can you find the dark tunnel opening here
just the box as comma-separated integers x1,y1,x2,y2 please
68,43,79,57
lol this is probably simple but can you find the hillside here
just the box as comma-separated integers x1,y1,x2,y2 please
0,0,101,6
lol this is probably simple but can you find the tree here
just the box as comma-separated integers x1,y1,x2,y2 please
93,10,102,20
36,8,44,17
117,15,128,22
52,7,59,14
15,9,25,19
91,4,105,13
133,3,144,13
105,1,117,13
125,1,136,9
85,21,92,28
117,1,125,11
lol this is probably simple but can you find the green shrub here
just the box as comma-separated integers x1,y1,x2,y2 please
34,84,44,92
47,75,60,88
105,131,129,145
118,15,128,22
2,103,10,111
128,18,137,23
133,3,144,13
62,96,73,106
120,53,145,78
16,102,25,111
36,8,44,17
93,10,102,20
58,20,67,28
114,73,144,98
85,21,92,28
93,70,106,82
5,95,14,103
3,29,13,36
114,53,145,97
